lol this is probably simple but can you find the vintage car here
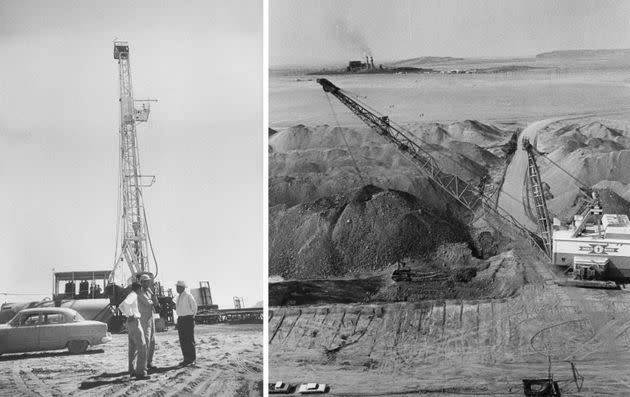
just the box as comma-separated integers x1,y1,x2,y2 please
0,307,112,355
298,383,328,394
269,381,292,394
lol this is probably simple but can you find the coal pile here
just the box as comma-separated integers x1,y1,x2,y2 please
269,185,471,279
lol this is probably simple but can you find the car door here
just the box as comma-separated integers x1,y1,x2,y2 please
38,312,67,350
6,312,41,353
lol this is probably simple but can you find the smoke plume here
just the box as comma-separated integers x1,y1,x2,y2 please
330,18,371,56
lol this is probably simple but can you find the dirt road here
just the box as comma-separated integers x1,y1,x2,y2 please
0,324,262,396
497,118,561,232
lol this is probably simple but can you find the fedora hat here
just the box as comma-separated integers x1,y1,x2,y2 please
139,274,152,282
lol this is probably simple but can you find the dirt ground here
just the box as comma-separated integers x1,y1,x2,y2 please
0,324,262,396
269,256,630,396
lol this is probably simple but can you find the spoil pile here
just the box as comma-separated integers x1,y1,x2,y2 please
269,242,533,305
269,122,515,209
269,185,470,279
268,120,532,304
535,120,630,216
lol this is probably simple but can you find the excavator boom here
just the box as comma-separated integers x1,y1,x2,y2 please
317,78,558,262
522,138,553,257
317,78,482,211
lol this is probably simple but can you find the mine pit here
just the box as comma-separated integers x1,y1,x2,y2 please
270,60,630,394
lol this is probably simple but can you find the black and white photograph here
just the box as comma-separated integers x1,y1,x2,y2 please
6,0,630,395
1,1,262,395
268,0,630,395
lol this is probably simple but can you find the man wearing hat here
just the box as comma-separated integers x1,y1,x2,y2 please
119,282,149,379
174,280,198,366
137,273,159,371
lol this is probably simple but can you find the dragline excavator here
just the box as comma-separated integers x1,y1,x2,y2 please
316,78,544,282
317,78,626,289
522,138,620,289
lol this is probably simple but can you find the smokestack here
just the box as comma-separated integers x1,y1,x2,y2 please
370,56,374,70
365,55,370,70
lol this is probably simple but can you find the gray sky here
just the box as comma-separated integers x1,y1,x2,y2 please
0,0,262,308
270,0,630,65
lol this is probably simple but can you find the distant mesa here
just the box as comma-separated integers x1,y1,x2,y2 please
389,56,465,67
468,65,543,73
536,48,630,59
307,57,546,76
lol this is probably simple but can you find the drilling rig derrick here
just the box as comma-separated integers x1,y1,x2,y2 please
112,41,158,284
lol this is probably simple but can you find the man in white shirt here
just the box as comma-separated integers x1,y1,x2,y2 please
174,280,198,366
119,282,149,379
137,273,159,372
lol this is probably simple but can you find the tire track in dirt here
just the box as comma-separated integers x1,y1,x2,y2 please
11,368,40,397
166,367,218,396
18,368,53,397
1,324,262,397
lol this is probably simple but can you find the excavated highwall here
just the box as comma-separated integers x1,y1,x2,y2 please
269,280,630,395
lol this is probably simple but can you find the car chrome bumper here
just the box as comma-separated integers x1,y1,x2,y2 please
101,332,112,343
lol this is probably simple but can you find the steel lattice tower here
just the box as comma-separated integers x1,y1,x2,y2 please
112,41,156,282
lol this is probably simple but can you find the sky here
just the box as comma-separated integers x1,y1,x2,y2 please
0,0,263,309
270,0,630,66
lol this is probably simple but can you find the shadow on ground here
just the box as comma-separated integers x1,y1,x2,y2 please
79,365,181,390
0,349,104,361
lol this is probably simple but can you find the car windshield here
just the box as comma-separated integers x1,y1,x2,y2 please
8,314,22,327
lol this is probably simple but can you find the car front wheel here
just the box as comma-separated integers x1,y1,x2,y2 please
67,340,89,354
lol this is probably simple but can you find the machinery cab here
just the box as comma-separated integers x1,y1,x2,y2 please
552,212,628,289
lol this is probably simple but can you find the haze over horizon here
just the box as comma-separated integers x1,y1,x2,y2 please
270,47,630,69
271,0,630,67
